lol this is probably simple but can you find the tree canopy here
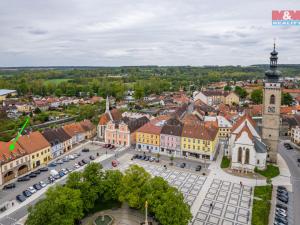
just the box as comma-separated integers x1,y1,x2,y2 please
250,89,263,104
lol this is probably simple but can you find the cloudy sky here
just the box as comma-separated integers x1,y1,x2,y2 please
0,0,299,66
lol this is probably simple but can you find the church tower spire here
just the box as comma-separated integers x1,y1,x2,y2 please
105,96,110,113
265,41,281,81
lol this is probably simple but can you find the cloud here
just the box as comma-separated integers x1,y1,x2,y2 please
0,0,299,66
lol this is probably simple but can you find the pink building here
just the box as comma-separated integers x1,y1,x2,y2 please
105,117,149,147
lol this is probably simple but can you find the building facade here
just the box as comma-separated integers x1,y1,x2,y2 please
17,132,51,169
160,118,183,156
181,124,219,160
0,141,30,185
262,44,281,163
291,126,300,145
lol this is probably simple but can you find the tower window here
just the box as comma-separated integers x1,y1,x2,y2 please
270,94,275,104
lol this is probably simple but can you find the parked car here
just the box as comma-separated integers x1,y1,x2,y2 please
277,189,288,196
155,158,160,163
145,156,150,161
16,194,26,202
48,162,57,167
74,163,80,169
275,216,288,225
275,211,287,218
66,167,74,172
59,171,65,177
276,208,287,215
56,159,63,164
33,170,41,175
39,181,47,188
277,196,288,204
82,159,90,164
89,155,95,160
277,186,287,191
63,157,69,162
180,163,186,168
82,148,90,152
23,190,32,197
149,157,155,162
78,161,84,166
68,155,75,160
273,220,286,225
133,154,139,159
195,165,202,171
3,183,16,190
27,186,37,194
276,203,287,210
39,167,49,172
61,169,68,175
48,176,55,183
33,183,42,190
109,145,115,149
29,172,37,178
17,176,30,182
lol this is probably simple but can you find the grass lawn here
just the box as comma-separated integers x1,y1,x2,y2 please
255,164,280,179
252,185,272,225
44,78,72,84
220,156,230,168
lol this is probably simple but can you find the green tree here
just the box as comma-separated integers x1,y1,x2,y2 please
26,186,83,225
118,165,151,209
102,170,123,202
224,85,232,91
235,86,248,99
251,89,263,104
282,93,293,106
154,188,192,225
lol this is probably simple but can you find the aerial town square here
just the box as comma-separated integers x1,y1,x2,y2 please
0,1,299,225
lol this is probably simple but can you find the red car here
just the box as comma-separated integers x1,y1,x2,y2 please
112,160,119,167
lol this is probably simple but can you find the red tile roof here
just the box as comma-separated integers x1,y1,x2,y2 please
63,123,85,137
235,123,253,141
98,109,122,125
231,113,256,133
182,124,218,141
0,141,26,164
17,131,50,154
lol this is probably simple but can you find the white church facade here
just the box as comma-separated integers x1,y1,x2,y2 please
227,114,267,173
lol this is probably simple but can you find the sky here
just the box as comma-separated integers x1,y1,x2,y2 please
0,0,299,66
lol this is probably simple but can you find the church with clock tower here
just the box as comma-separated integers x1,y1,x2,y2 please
262,43,282,163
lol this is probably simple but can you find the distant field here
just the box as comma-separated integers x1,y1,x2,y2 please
44,78,72,84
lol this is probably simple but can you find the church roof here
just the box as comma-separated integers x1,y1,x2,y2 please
253,137,267,153
235,123,253,141
231,113,256,133
98,109,122,125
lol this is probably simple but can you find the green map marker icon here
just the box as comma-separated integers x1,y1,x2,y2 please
9,117,30,151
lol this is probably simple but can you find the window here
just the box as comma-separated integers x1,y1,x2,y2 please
257,159,260,164
270,94,275,104
238,147,242,163
245,149,250,164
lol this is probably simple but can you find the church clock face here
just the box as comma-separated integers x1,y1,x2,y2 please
268,106,275,113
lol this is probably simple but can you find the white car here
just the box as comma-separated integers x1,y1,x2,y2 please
68,155,75,160
39,181,47,188
27,186,37,194
74,163,80,169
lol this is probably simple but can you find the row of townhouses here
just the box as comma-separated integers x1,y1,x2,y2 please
0,120,96,185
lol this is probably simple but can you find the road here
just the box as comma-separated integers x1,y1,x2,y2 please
0,142,127,225
278,140,300,225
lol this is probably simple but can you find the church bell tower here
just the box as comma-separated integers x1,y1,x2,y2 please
262,43,281,163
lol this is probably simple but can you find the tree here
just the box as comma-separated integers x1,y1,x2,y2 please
26,186,83,225
234,86,248,99
34,107,41,114
251,89,263,104
154,188,192,225
118,165,151,209
102,170,123,202
282,93,293,106
224,85,232,91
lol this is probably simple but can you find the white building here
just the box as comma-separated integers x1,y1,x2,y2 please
228,114,267,172
291,126,300,145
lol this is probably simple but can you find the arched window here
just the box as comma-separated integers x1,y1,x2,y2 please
238,147,242,163
270,94,275,104
245,148,250,164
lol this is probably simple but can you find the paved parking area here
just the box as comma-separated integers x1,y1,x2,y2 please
119,161,206,206
193,179,252,225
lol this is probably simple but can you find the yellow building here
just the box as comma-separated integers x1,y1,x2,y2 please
17,131,51,169
136,117,167,153
225,92,240,106
181,124,219,160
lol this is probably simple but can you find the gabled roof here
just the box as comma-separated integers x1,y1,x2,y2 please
98,109,122,125
63,123,85,137
0,141,26,164
42,128,71,145
182,124,218,141
126,116,150,133
79,120,95,131
231,113,256,133
17,131,50,154
235,123,253,141
161,117,184,136
253,137,267,153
